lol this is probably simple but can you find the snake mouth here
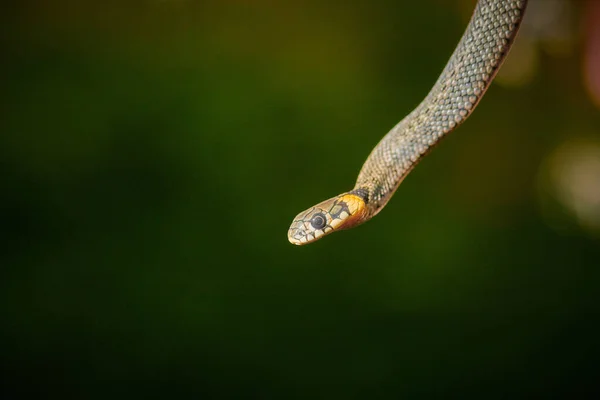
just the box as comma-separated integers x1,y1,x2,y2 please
287,222,333,245
287,227,317,245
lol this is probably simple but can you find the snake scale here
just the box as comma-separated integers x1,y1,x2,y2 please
288,0,529,245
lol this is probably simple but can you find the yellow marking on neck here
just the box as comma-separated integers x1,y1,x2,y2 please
336,194,367,229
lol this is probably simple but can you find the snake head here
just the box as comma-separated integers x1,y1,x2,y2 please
287,193,368,245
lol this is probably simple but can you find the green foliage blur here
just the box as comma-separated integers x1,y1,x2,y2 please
2,0,599,398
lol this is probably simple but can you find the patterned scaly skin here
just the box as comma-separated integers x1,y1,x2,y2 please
288,0,529,245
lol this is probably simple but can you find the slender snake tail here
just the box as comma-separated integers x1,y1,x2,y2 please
288,0,529,245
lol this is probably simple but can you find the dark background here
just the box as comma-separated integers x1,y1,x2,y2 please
2,0,600,398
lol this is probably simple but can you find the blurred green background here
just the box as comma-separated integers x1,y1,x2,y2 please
2,0,600,398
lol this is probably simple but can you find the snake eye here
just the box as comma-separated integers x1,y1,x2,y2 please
310,213,327,230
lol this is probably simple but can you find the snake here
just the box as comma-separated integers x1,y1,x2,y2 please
288,0,529,245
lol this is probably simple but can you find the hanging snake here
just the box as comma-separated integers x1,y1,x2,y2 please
288,0,529,245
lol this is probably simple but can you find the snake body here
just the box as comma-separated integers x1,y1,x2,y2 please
288,0,529,245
